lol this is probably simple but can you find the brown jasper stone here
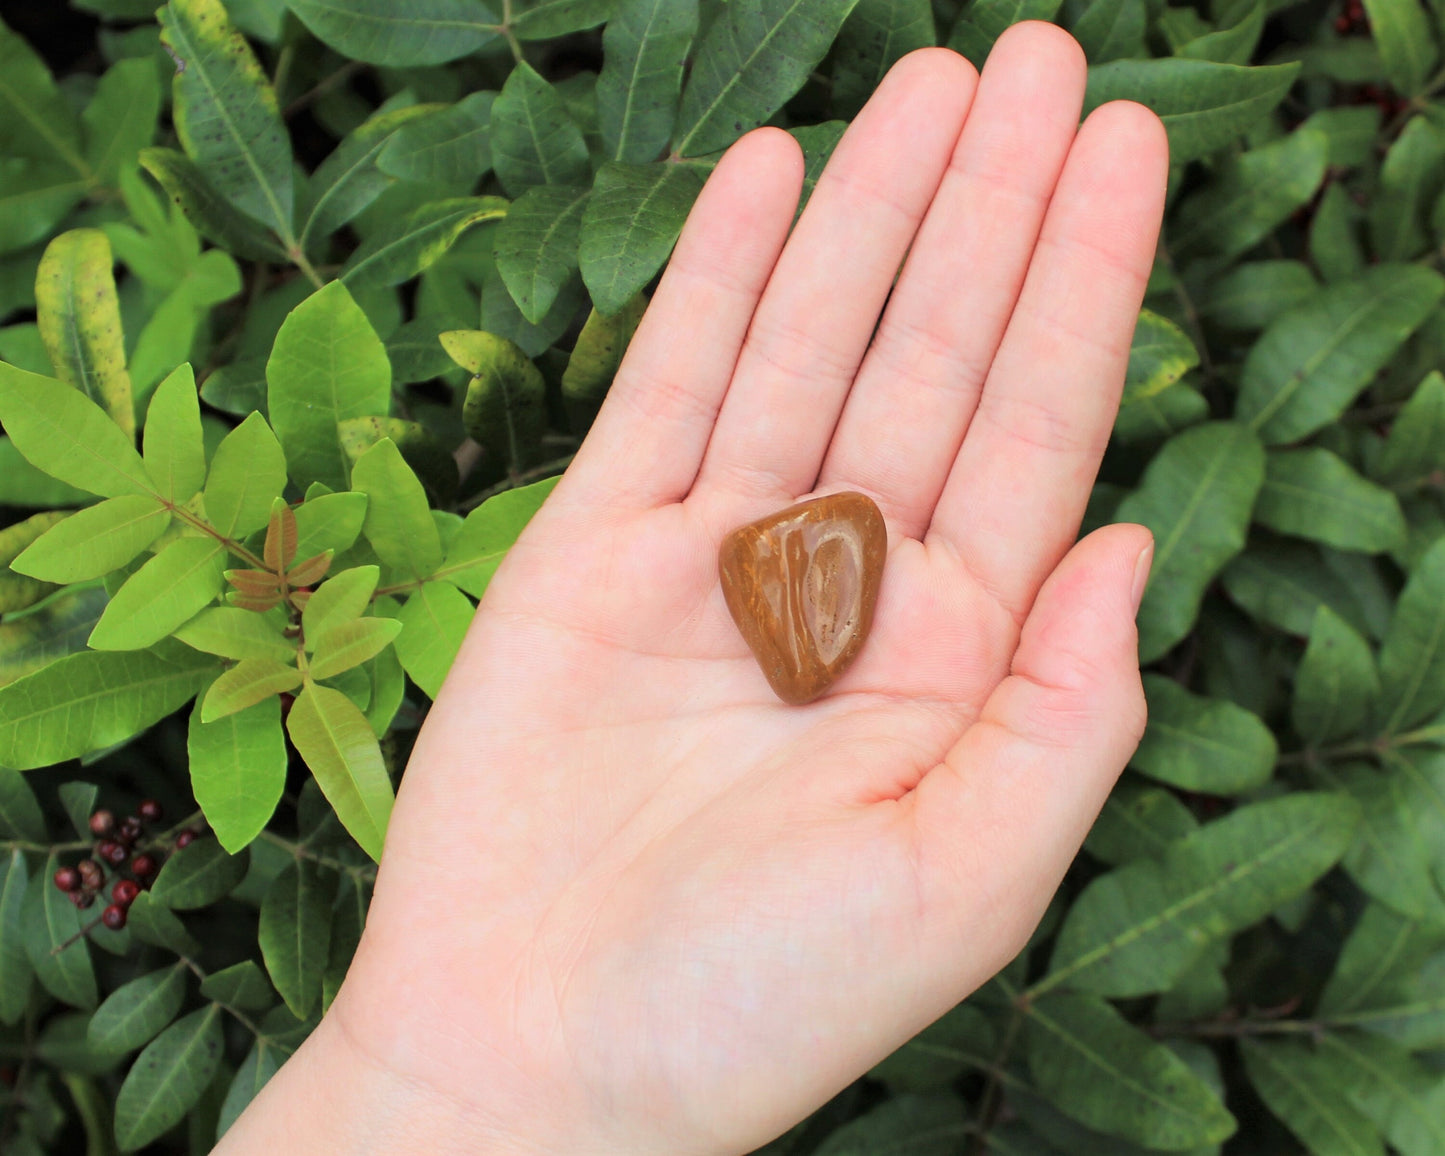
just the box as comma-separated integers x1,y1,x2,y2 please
719,491,887,705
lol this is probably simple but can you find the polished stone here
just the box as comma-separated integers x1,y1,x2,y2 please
719,491,887,705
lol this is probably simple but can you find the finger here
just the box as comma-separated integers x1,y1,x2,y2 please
562,128,803,509
690,48,977,505
818,22,1086,537
906,523,1153,976
927,101,1168,620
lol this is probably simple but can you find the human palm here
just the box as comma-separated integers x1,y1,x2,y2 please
220,23,1169,1156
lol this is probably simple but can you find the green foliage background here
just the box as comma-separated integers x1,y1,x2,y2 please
0,0,1444,1151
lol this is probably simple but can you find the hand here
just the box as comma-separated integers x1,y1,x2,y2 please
217,22,1168,1156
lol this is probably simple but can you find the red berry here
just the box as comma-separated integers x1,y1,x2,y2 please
100,840,128,866
118,816,143,844
176,830,196,849
53,867,80,892
131,853,158,878
112,879,140,906
137,799,163,822
77,859,103,890
71,890,96,909
100,904,127,930
89,809,115,837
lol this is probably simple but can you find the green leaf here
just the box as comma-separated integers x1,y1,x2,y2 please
1084,780,1200,866
0,850,33,1025
340,195,507,292
302,565,379,643
1172,129,1328,260
1122,310,1198,405
1294,606,1379,744
0,158,88,258
284,0,500,66
200,658,302,722
437,476,557,595
1320,901,1445,1018
393,581,472,698
495,185,589,324
159,0,294,239
298,100,437,249
1376,371,1445,488
1070,0,1146,63
1222,538,1377,638
1256,447,1407,553
24,857,97,1010
204,411,288,537
490,63,590,196
89,537,226,651
0,646,215,768
124,892,201,958
673,0,863,157
0,362,154,498
0,510,62,614
364,638,406,736
200,960,274,1010
0,19,87,174
1199,259,1319,332
189,696,287,852
1333,753,1445,920
310,616,402,680
0,434,92,507
1025,991,1235,1149
293,491,369,561
948,0,1062,68
11,497,168,586
1369,117,1445,261
578,160,707,316
266,281,391,492
1320,1031,1445,1156
0,768,45,841
58,782,100,841
286,682,393,861
1041,793,1360,998
322,877,366,1012
175,607,295,663
561,296,647,423
1114,381,1210,444
349,438,443,582
113,1004,224,1152
142,364,207,503
1081,59,1298,164
1240,1038,1384,1156
36,229,135,437
1313,182,1369,284
1378,537,1445,733
377,92,494,185
259,861,337,1019
1131,674,1276,794
1236,265,1445,445
88,965,188,1054
217,1038,285,1139
512,0,617,37
337,415,457,506
1362,0,1437,95
450,330,548,474
83,57,162,186
1114,422,1264,662
138,147,286,261
868,1004,994,1092
813,1094,971,1155
149,839,249,910
598,0,699,161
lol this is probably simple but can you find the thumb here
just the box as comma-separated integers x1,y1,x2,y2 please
908,521,1153,978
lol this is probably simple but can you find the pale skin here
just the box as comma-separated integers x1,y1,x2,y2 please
216,23,1169,1156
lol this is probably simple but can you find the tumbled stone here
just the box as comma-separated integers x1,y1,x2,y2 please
718,491,887,705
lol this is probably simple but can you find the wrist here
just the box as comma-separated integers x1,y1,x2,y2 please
212,1008,539,1156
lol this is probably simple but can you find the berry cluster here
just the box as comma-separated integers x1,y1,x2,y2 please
51,799,187,930
1334,0,1366,33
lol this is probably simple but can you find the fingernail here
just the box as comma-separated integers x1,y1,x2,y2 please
1130,541,1154,614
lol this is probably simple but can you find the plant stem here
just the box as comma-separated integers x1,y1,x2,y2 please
258,830,376,884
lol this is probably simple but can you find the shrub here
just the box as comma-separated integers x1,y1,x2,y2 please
1,0,1444,1152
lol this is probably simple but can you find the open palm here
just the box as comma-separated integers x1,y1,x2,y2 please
222,23,1169,1156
